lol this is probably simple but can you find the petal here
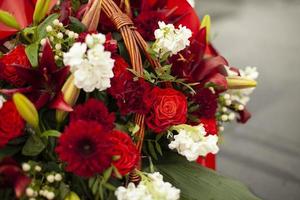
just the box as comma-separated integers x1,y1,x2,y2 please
49,91,73,112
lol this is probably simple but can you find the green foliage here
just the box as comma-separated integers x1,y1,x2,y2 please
25,13,59,67
22,134,46,156
0,145,22,160
88,167,118,200
155,152,261,200
69,17,86,33
42,130,61,138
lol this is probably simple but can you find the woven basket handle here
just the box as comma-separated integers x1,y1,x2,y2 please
82,0,161,174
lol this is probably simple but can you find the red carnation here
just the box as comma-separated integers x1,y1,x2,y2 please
145,87,187,133
55,121,112,177
109,131,139,176
109,56,151,115
0,45,31,86
70,98,115,131
0,101,25,148
193,88,218,119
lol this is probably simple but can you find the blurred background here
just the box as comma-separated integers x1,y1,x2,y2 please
195,0,300,199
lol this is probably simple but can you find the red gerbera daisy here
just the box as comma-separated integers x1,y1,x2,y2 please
70,99,115,131
55,121,112,177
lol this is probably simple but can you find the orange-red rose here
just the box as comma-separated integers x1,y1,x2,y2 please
145,87,187,133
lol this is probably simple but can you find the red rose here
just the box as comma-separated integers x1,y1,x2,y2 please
70,98,115,131
145,87,187,133
0,101,25,148
0,45,31,86
109,131,139,176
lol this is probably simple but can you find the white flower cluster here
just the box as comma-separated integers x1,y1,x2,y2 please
0,95,6,109
168,124,219,161
153,21,192,58
187,0,195,7
63,33,115,92
115,172,180,200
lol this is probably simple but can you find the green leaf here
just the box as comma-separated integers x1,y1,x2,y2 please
25,13,59,67
25,43,39,67
59,182,70,200
37,13,59,40
103,167,113,183
155,152,261,200
22,135,46,156
42,130,61,138
147,141,158,160
0,145,22,160
155,142,163,156
69,17,86,33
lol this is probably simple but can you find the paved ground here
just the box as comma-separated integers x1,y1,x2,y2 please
196,0,300,199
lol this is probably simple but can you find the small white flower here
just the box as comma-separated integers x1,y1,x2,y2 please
26,188,34,197
57,32,64,39
228,113,235,121
169,124,219,161
46,192,55,200
85,33,106,48
58,22,64,28
40,38,47,46
55,43,62,50
47,174,55,183
22,163,31,172
63,42,87,70
64,34,115,92
68,31,75,38
153,21,192,57
34,165,42,172
54,173,62,181
221,114,228,121
53,19,60,26
0,95,6,109
46,25,53,32
115,172,180,200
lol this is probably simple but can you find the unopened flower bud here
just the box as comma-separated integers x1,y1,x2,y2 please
47,174,55,183
22,163,31,172
13,93,39,130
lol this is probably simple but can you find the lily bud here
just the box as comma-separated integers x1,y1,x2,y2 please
12,93,39,129
64,192,80,200
200,15,211,42
0,10,21,30
226,76,257,89
56,75,80,123
33,0,52,24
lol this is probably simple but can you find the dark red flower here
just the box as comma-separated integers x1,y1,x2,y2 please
55,121,112,177
199,118,218,135
0,101,25,149
237,108,251,124
109,130,139,175
0,157,31,198
2,42,70,110
145,87,187,133
0,45,31,86
108,55,151,115
134,11,169,41
70,98,115,131
193,88,218,119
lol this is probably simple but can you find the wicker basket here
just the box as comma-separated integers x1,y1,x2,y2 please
81,0,161,182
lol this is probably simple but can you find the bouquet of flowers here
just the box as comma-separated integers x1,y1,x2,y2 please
0,0,259,199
